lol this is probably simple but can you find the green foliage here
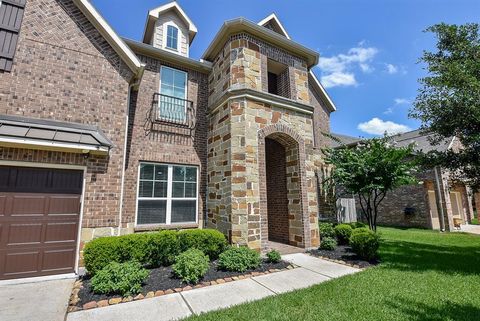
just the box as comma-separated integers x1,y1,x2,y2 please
349,222,367,229
319,237,337,251
178,229,227,260
319,223,336,239
334,224,353,245
410,23,480,190
172,249,210,284
91,261,149,296
323,137,417,231
349,228,380,260
218,247,261,272
266,250,282,263
84,229,223,275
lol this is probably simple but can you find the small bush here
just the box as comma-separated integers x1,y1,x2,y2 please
178,229,227,260
334,224,353,245
319,237,337,251
349,228,380,260
172,249,210,284
91,261,149,296
349,222,367,229
319,223,336,239
218,247,261,272
266,250,282,263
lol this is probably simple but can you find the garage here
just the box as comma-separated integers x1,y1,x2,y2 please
0,166,83,280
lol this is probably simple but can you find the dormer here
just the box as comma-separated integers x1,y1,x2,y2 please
142,1,197,57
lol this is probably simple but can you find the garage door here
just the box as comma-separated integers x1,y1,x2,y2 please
0,166,83,280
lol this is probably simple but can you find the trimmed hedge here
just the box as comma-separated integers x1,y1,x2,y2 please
349,228,380,260
83,229,226,275
334,224,353,245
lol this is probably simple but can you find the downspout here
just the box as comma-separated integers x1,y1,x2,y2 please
118,66,145,236
434,166,446,232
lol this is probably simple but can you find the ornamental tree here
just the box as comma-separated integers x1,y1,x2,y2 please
323,137,418,231
410,23,480,190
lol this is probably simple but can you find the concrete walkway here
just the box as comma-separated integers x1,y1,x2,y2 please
0,277,75,321
460,224,480,235
67,254,360,321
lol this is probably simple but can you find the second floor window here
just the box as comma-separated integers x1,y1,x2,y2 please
159,66,187,122
166,25,178,50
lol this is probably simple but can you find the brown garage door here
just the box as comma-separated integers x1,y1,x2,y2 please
0,166,83,280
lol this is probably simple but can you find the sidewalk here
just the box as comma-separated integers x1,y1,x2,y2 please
67,253,360,321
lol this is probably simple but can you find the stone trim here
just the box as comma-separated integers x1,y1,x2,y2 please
258,123,311,251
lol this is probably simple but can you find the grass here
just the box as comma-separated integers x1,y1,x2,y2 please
186,227,480,321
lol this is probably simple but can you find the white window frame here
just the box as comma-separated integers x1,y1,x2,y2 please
158,66,188,122
135,162,199,226
163,22,180,52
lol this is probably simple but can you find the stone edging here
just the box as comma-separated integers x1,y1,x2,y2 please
68,264,297,313
307,253,362,269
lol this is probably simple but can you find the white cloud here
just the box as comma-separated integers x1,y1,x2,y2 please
358,118,411,135
321,72,357,88
383,107,394,115
386,64,398,74
394,98,410,105
317,44,378,88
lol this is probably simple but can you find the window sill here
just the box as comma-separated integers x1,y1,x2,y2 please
134,223,199,232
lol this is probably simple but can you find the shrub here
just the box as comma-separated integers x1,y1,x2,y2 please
83,237,121,276
319,223,336,239
218,247,261,272
334,224,353,245
319,237,337,251
349,228,380,260
178,229,227,259
172,249,210,284
91,261,149,296
349,222,367,229
116,233,151,263
149,230,179,266
266,250,282,263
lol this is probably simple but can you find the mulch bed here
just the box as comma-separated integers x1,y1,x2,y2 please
70,259,291,312
308,245,379,269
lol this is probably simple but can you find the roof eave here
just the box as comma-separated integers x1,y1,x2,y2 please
308,71,336,112
202,18,319,68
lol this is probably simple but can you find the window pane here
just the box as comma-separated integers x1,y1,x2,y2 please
173,86,186,99
140,164,154,180
171,200,196,223
173,166,186,181
154,181,167,198
160,84,174,97
137,200,166,224
172,182,184,197
161,67,174,85
185,183,196,197
185,167,197,182
139,181,153,197
173,71,186,89
154,165,168,181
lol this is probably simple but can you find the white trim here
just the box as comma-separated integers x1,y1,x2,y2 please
0,160,87,277
72,0,143,74
0,273,77,286
308,70,337,111
135,162,199,227
258,13,291,40
0,136,109,153
148,1,197,34
210,93,314,116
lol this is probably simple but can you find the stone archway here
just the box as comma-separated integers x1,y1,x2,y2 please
258,124,310,251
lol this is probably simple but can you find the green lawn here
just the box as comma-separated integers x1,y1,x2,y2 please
186,227,480,321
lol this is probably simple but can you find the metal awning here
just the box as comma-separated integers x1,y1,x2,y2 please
0,115,113,154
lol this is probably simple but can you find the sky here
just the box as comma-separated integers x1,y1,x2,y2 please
92,0,480,138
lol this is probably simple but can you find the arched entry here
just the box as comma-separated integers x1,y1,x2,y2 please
258,124,310,251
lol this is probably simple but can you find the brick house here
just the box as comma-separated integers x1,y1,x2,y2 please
0,0,336,280
329,130,477,231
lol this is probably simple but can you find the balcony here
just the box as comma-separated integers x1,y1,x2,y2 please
151,93,196,129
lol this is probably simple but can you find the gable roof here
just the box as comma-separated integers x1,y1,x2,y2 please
329,133,362,148
257,13,290,39
142,1,198,44
72,0,143,77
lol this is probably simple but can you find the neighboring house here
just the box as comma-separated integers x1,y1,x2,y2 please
329,130,477,231
0,0,336,280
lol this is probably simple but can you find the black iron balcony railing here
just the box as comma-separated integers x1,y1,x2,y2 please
151,93,196,129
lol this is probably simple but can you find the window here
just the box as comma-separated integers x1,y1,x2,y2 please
267,59,289,98
137,163,198,225
166,25,178,50
159,66,187,122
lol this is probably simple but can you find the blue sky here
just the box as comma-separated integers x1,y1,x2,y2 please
92,0,480,138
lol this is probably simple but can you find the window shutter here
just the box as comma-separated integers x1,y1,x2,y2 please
0,0,26,72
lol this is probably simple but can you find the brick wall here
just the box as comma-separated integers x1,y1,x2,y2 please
265,138,289,243
0,0,132,230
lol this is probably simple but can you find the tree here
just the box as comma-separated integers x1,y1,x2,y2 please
410,23,480,190
323,137,418,231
